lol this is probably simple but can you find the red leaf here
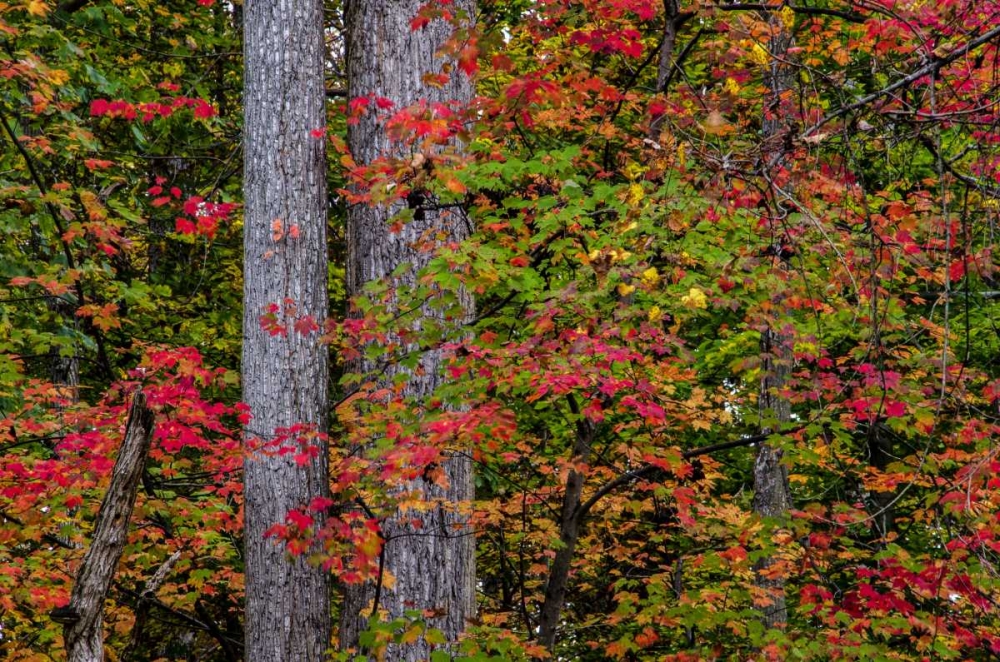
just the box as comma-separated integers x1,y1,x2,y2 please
89,99,109,116
183,196,204,215
286,510,314,530
175,218,196,234
192,100,216,119
348,96,370,115
84,159,114,170
458,42,478,77
885,400,906,418
293,316,320,335
949,259,966,282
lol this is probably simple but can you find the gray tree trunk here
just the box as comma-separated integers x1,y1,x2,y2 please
242,0,331,660
753,327,793,628
753,22,795,631
340,2,476,659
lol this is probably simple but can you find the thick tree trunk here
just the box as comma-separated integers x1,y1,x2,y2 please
242,1,331,660
340,2,476,659
58,392,154,662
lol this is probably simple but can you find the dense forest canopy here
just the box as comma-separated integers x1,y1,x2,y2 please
2,0,1000,660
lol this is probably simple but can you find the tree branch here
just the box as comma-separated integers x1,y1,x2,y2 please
804,24,1000,136
576,427,802,523
712,3,865,23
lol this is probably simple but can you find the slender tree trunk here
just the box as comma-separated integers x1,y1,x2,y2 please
537,413,594,650
340,2,476,659
242,0,331,659
58,393,154,662
753,19,795,630
867,423,896,539
753,327,793,628
648,0,684,140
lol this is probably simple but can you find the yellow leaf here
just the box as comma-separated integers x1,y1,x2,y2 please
648,306,662,322
609,249,631,263
47,69,69,86
25,0,49,16
617,283,635,297
779,5,795,31
400,624,422,644
626,183,644,206
750,42,770,65
641,267,659,286
623,161,645,181
681,287,707,309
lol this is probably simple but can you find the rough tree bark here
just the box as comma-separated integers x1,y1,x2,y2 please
242,0,331,659
56,392,154,662
753,327,793,628
340,2,476,659
753,17,795,630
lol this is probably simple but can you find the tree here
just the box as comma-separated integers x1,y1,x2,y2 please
241,0,331,659
338,1,477,659
4,1,1000,661
59,392,154,662
1,2,245,659
751,8,795,631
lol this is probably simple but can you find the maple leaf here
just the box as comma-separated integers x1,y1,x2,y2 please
681,288,707,309
458,42,478,77
172,216,195,234
89,99,109,116
192,100,216,118
83,159,114,170
885,400,906,418
293,315,319,336
25,0,49,17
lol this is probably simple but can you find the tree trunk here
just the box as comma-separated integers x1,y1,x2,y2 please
753,327,793,628
537,414,594,650
58,392,154,662
242,0,331,660
753,20,795,631
340,2,476,659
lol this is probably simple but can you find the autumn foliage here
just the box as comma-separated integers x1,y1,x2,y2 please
3,0,1000,660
